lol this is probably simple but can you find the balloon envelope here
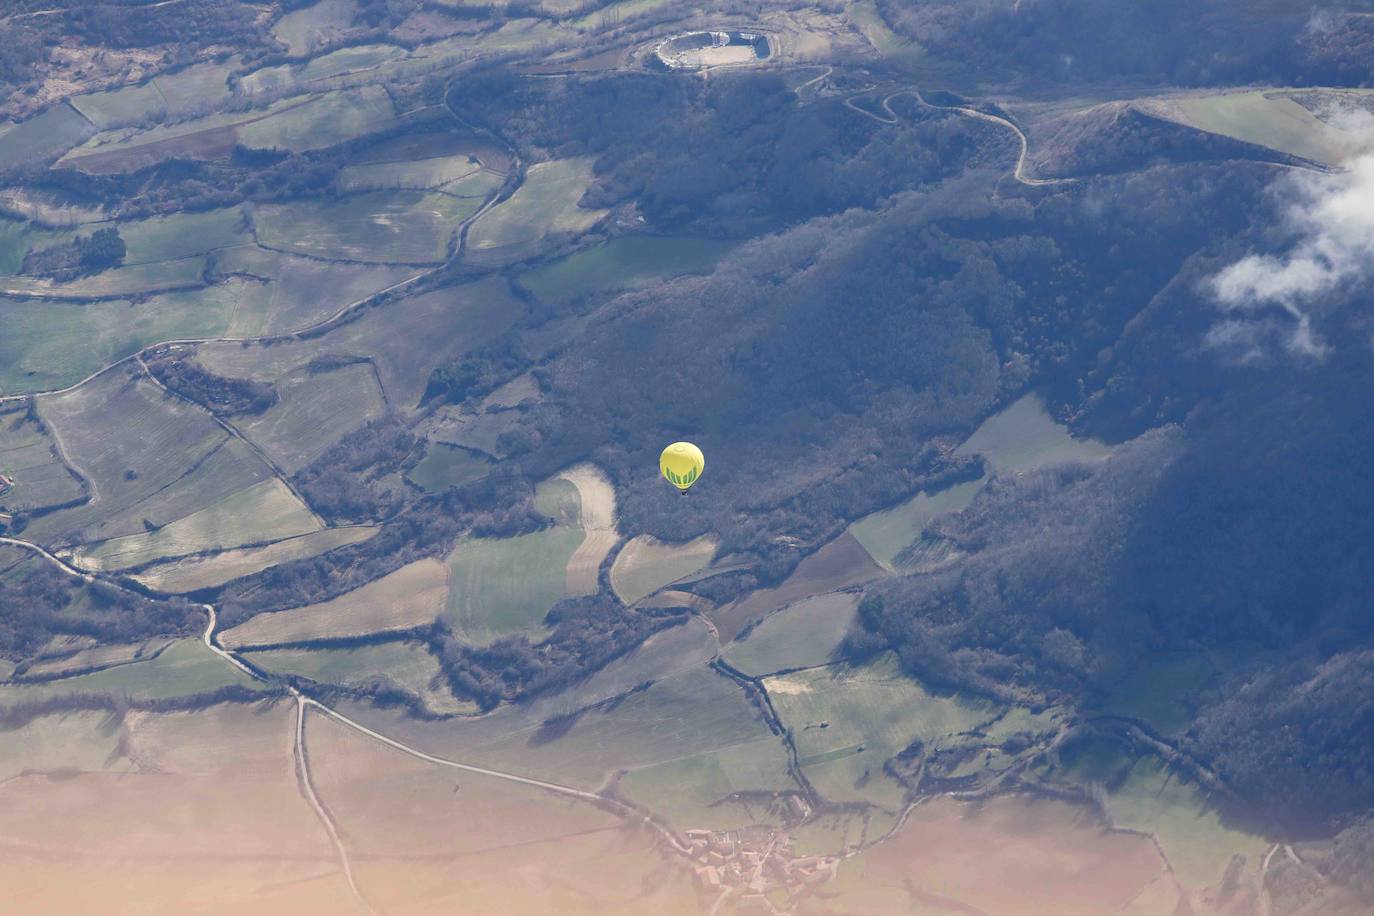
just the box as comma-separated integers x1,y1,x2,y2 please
660,441,705,491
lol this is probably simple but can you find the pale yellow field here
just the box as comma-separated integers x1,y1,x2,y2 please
131,526,378,593
73,479,321,572
610,534,717,604
220,557,448,648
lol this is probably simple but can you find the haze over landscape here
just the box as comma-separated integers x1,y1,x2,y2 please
2,0,1374,913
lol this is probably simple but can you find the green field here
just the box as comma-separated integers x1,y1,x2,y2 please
516,236,737,305
337,154,483,192
25,367,275,544
73,479,320,572
767,653,1000,810
230,361,389,473
22,638,176,679
407,442,492,492
244,641,476,715
0,255,206,300
334,659,781,791
132,526,377,594
609,534,717,604
274,0,359,55
1093,650,1217,736
197,277,523,411
240,44,405,96
57,98,306,172
1160,91,1367,167
69,61,235,129
0,405,87,512
568,0,670,31
0,639,261,704
446,476,586,643
210,246,419,333
1033,736,1269,890
119,207,250,265
0,281,269,396
617,733,795,831
954,392,1114,475
466,156,606,258
848,0,926,65
0,188,106,228
0,218,73,276
0,104,93,170
722,593,859,676
849,478,984,571
237,87,398,153
254,189,480,264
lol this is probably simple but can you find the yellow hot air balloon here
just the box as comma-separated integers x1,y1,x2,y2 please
660,441,705,493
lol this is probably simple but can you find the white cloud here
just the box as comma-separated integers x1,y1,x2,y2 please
1207,118,1374,359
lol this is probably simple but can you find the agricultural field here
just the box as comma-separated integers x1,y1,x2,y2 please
515,236,738,305
0,188,106,229
68,60,236,129
24,366,275,545
229,361,389,473
119,207,250,266
71,479,321,572
833,794,1172,915
197,276,523,411
20,637,177,679
329,620,720,764
273,0,360,56
219,557,449,649
131,525,377,593
254,188,480,264
0,218,71,275
407,442,492,492
0,701,360,913
610,533,716,604
1030,734,1270,893
846,0,926,64
236,86,399,153
244,641,475,715
1144,90,1374,167
445,476,587,643
0,283,273,396
0,710,126,781
56,97,312,174
953,392,1113,475
713,531,883,641
569,0,673,32
466,156,607,261
336,153,482,192
766,652,1001,810
616,733,796,832
0,404,87,514
304,711,702,915
0,104,93,171
238,44,405,96
849,394,1113,570
721,592,858,676
337,659,782,792
848,478,983,571
0,256,207,300
1,638,262,703
1091,650,1217,736
210,246,420,333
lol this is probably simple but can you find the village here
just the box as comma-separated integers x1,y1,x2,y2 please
685,826,840,896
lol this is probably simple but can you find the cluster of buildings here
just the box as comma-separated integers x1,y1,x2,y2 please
685,828,839,894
